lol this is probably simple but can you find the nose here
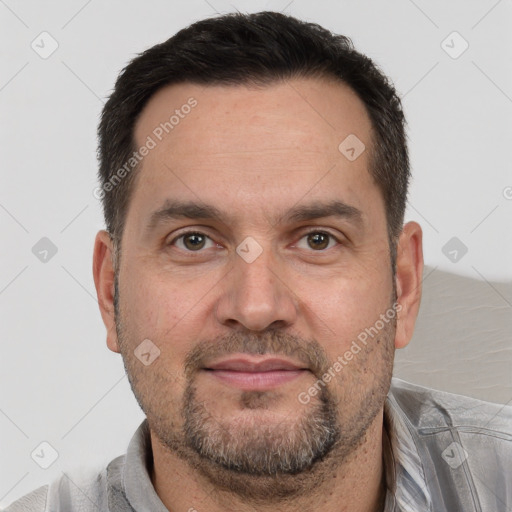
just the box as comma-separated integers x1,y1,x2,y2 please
214,242,298,332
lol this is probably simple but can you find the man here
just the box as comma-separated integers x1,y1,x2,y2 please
5,10,511,512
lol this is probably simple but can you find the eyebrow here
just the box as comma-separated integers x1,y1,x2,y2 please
146,199,364,231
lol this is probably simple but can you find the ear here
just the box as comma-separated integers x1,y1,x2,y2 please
394,221,423,349
93,230,120,353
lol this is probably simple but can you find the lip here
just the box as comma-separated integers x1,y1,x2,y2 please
203,356,309,391
206,356,306,372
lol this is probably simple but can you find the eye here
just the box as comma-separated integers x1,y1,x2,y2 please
170,231,216,252
168,229,342,254
295,230,340,251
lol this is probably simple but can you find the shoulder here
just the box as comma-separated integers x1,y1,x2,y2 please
3,485,48,512
388,377,512,435
388,377,512,509
2,461,118,512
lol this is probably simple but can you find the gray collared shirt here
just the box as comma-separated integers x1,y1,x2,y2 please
4,377,512,511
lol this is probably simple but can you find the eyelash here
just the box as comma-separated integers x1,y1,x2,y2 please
168,229,342,253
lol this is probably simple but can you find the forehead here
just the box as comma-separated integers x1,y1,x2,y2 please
128,77,380,231
134,77,372,158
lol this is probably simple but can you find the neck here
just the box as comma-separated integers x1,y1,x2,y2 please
150,410,386,512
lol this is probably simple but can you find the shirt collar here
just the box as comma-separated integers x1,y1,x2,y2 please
123,420,169,512
382,378,433,511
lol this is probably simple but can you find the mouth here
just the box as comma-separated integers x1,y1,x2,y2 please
203,355,310,391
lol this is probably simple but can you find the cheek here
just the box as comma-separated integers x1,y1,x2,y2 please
300,265,392,357
118,269,176,343
119,268,214,361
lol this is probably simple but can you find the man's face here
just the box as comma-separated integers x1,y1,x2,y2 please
109,77,397,494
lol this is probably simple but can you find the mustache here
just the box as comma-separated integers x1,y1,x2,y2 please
184,330,331,379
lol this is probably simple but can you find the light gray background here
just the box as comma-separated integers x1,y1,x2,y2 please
1,0,511,507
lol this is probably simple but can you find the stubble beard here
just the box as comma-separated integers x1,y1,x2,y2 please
114,274,396,502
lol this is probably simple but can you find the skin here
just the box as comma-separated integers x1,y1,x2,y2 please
93,77,423,512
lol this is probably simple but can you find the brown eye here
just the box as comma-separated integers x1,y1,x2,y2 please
295,231,340,252
307,232,330,250
183,233,206,250
171,231,214,252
